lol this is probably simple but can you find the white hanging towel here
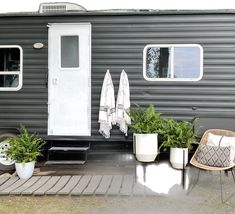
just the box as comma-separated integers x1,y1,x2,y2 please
116,70,131,136
98,70,116,138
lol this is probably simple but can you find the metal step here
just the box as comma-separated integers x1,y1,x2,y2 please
46,144,89,165
49,146,89,152
45,160,86,165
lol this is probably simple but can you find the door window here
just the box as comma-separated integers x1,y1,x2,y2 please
61,36,79,68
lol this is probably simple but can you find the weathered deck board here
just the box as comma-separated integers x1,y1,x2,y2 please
120,175,134,196
21,176,50,195
46,176,71,195
107,175,123,195
0,177,19,191
58,176,81,195
0,178,28,195
82,175,102,195
10,176,41,195
95,175,113,195
0,175,148,196
70,175,92,196
34,176,61,195
132,181,145,196
0,177,10,186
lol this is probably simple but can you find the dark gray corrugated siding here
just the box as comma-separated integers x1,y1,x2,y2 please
0,13,234,142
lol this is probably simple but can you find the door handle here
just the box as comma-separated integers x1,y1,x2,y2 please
52,78,58,85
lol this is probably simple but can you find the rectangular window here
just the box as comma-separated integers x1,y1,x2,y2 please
0,46,23,91
61,36,79,68
143,44,203,81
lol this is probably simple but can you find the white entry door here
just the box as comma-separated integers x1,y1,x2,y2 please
48,23,91,136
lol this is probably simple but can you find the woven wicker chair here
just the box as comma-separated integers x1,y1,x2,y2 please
190,129,235,202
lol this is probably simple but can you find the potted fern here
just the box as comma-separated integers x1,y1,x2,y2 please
159,119,197,169
129,104,164,162
4,126,45,179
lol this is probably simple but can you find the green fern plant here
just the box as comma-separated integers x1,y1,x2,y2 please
128,104,164,134
5,126,45,163
159,119,197,150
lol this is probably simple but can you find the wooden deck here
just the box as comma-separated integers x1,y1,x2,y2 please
0,175,157,196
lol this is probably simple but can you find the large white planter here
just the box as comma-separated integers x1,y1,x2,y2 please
134,133,158,162
15,161,35,179
170,148,188,169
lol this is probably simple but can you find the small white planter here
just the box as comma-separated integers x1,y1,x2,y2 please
134,133,158,162
170,148,188,169
15,161,35,179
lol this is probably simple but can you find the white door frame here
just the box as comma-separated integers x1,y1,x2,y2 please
48,23,91,136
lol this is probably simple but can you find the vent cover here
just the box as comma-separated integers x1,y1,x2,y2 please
39,2,86,13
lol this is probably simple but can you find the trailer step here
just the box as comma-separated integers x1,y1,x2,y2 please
49,146,89,151
46,144,90,165
45,160,86,165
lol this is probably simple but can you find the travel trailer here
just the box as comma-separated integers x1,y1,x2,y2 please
0,3,234,166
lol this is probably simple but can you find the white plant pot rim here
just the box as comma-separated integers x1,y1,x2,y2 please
15,161,35,163
170,147,188,149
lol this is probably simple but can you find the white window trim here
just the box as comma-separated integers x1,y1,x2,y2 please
0,45,23,91
143,44,203,82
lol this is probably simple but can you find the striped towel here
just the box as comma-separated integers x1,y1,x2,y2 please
116,70,131,136
98,70,116,138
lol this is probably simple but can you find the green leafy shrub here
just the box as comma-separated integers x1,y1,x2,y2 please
5,126,45,163
128,104,197,149
159,119,197,150
128,104,164,134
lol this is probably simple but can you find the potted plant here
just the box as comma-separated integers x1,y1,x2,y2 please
4,126,45,179
128,104,164,162
159,119,197,169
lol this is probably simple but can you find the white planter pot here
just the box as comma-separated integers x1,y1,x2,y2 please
170,148,188,169
15,161,35,179
134,133,158,162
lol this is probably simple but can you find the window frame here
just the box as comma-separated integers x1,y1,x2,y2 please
143,44,203,82
0,45,23,91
